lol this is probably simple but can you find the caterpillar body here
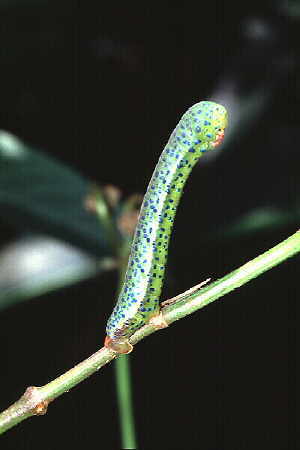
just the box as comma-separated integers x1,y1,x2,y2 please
105,101,228,353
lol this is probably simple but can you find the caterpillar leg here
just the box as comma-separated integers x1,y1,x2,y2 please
104,336,133,354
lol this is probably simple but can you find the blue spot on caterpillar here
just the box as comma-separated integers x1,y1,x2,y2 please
105,101,228,353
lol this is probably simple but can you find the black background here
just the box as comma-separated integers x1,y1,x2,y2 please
0,1,298,449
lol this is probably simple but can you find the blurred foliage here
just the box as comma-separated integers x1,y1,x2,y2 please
220,205,300,239
0,234,115,311
0,0,298,312
0,131,119,309
0,131,114,258
0,3,298,448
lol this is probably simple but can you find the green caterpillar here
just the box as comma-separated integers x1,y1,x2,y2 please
105,101,228,353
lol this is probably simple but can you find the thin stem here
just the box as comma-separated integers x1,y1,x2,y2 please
114,237,137,449
92,186,138,448
0,347,117,435
0,230,299,435
132,229,300,344
115,355,136,449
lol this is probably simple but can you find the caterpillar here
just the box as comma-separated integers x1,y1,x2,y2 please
105,101,228,353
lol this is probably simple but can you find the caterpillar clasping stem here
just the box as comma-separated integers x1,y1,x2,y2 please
104,101,227,353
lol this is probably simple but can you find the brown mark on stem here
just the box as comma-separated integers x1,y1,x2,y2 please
22,387,49,416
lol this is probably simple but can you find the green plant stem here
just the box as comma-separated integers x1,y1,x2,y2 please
93,187,121,252
94,188,137,449
114,238,137,449
0,230,299,436
93,187,138,448
115,355,136,449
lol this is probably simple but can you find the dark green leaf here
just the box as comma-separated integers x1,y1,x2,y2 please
0,131,115,258
217,205,300,240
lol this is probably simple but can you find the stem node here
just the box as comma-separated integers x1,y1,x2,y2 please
23,386,49,416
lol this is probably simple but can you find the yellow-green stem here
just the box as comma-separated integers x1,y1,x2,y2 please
0,230,299,436
114,238,137,449
115,355,136,449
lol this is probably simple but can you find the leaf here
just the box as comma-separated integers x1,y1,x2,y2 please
0,234,116,311
0,131,115,258
216,205,300,240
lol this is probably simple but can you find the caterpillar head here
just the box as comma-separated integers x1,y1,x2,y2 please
187,101,228,152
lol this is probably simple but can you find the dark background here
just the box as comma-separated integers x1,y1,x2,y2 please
0,1,298,449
